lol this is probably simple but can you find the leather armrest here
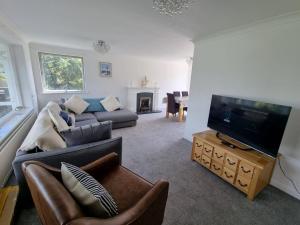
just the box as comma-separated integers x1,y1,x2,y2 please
66,180,169,225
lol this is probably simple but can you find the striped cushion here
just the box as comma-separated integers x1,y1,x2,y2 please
61,162,118,218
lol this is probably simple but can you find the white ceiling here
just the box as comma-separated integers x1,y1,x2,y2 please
0,0,300,61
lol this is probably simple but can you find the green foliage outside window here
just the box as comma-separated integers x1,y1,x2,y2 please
39,53,84,91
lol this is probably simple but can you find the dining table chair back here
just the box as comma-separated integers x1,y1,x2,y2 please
182,91,189,97
173,91,181,97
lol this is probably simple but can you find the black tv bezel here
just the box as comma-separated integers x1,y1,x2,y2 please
207,95,292,158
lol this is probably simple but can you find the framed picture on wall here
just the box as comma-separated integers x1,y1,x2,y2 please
100,62,112,77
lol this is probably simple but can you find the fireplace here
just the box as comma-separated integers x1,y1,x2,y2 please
136,92,153,114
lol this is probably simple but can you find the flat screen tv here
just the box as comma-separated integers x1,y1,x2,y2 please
207,95,291,158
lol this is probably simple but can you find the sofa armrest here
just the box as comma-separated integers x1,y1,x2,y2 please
66,180,169,225
13,137,122,203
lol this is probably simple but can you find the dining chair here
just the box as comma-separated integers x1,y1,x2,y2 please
167,93,179,116
173,91,181,97
182,91,189,97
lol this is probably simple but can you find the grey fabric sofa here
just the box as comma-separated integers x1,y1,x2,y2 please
74,109,138,129
13,137,122,203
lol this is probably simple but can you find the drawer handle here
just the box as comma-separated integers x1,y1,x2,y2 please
195,153,201,159
215,152,223,159
213,164,221,171
204,147,211,153
224,171,233,178
227,158,236,166
241,166,251,174
202,159,210,165
196,143,202,148
237,179,248,187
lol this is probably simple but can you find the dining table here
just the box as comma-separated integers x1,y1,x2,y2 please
166,96,188,122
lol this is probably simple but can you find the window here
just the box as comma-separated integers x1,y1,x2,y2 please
0,44,21,119
39,52,84,93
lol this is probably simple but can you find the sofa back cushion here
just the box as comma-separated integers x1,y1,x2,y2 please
60,121,112,147
84,98,106,112
19,107,67,151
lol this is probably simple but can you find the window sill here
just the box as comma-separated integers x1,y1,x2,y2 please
42,90,88,95
0,108,34,147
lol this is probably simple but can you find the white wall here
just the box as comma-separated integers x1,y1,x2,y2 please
29,43,190,110
184,14,300,199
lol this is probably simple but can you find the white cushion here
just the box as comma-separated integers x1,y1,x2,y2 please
64,95,89,114
100,96,122,112
19,108,66,151
46,101,62,115
48,108,70,132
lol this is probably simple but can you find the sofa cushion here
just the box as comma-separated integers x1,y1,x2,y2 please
75,113,97,122
100,96,122,112
84,98,106,112
61,162,118,218
64,95,89,114
19,109,66,151
60,121,112,147
48,108,70,132
59,111,73,126
75,119,99,127
94,109,138,123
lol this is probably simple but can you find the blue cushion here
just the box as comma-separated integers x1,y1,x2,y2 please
59,111,72,126
84,98,106,112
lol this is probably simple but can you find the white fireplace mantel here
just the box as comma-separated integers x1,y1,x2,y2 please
127,86,160,112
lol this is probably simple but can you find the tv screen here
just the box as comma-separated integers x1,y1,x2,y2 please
207,95,291,158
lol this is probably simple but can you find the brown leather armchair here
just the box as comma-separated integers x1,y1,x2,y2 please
22,153,169,225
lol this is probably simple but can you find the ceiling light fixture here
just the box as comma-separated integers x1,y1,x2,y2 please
153,0,193,16
93,40,110,54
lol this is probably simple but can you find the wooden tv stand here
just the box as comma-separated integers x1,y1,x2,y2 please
192,130,276,200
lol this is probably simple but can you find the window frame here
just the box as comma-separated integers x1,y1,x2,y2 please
0,44,23,121
38,52,86,94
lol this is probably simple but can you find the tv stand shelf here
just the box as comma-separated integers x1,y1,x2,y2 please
192,130,276,200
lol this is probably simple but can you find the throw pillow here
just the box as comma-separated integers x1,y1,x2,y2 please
100,96,122,112
48,108,70,132
19,109,67,151
59,111,73,126
60,121,112,147
64,95,89,114
61,162,118,218
84,98,106,112
46,101,62,115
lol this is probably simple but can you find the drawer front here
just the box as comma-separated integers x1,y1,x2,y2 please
224,154,239,171
193,149,202,163
212,147,225,164
211,160,223,176
194,138,204,151
238,161,254,179
222,167,236,184
201,154,211,169
203,143,213,157
235,175,251,193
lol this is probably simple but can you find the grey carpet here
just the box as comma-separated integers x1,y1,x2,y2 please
15,112,300,225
